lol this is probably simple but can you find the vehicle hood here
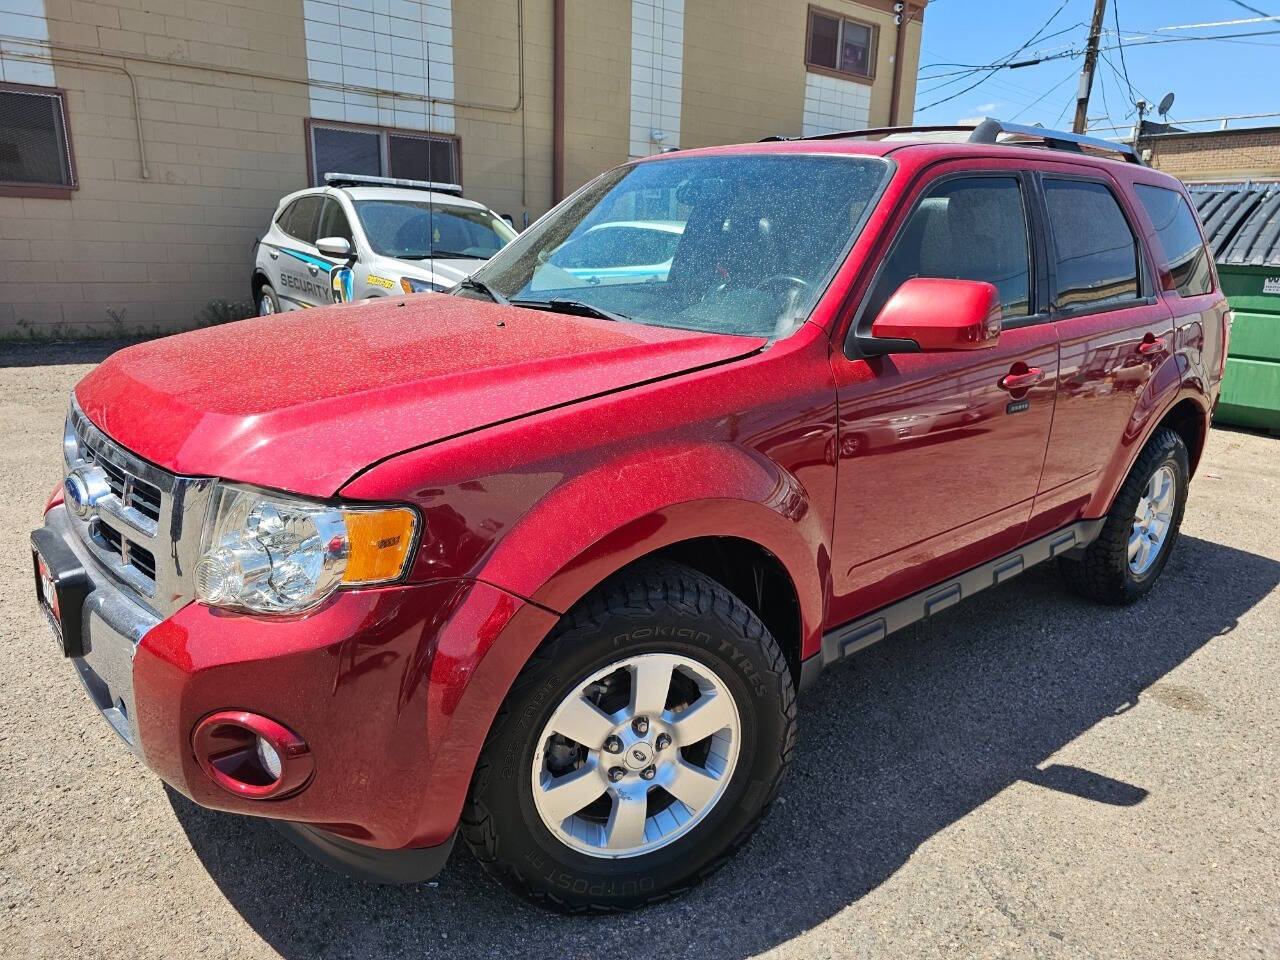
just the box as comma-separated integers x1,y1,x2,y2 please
383,255,481,289
75,295,765,497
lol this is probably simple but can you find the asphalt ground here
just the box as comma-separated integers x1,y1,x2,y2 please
1,340,1277,959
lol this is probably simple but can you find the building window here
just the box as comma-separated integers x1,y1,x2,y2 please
0,83,76,198
806,7,877,80
307,120,459,187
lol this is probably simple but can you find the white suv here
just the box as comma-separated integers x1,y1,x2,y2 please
251,174,517,314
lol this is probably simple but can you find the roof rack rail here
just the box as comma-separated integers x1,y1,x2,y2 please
760,124,975,143
967,118,1143,164
323,172,464,195
762,117,1144,164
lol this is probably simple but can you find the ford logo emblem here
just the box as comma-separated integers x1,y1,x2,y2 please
64,465,109,519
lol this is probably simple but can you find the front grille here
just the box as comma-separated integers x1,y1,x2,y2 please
94,455,162,523
63,399,215,617
96,523,158,584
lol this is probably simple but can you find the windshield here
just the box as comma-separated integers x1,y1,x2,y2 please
354,199,518,260
470,154,889,338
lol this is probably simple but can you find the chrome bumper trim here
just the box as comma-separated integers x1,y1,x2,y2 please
45,505,158,754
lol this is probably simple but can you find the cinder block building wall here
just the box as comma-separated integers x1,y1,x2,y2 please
1142,127,1280,183
0,0,923,337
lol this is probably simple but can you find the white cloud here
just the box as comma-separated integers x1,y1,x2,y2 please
974,102,999,113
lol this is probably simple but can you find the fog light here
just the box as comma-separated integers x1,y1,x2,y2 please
256,736,282,780
191,710,313,800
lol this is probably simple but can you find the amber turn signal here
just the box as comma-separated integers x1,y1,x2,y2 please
341,507,418,584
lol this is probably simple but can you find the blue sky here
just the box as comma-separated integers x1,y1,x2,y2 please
912,0,1280,134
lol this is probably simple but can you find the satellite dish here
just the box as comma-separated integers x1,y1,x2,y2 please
1157,92,1175,117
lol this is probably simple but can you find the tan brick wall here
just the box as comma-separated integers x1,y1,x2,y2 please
1144,128,1280,183
0,0,922,337
680,0,920,148
562,0,631,195
453,0,555,221
1,0,310,336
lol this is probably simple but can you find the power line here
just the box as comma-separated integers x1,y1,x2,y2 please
1225,0,1272,19
916,0,1075,112
1008,67,1081,121
1111,0,1137,104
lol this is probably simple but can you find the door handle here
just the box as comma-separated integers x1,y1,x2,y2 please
999,366,1044,391
268,249,278,259
1138,336,1165,356
308,264,319,276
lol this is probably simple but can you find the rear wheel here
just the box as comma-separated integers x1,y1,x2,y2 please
257,282,281,316
1059,427,1189,604
462,562,796,912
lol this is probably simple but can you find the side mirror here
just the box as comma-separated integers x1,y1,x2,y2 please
861,277,1002,355
316,236,354,260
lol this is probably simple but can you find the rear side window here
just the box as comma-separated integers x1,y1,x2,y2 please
863,176,1031,323
1134,184,1214,297
281,195,322,244
1043,179,1139,310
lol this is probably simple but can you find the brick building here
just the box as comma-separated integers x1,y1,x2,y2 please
0,0,925,336
1140,125,1280,184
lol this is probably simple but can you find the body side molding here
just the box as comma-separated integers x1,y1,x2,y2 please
799,519,1105,691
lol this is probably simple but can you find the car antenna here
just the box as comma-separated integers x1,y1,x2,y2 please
426,54,435,287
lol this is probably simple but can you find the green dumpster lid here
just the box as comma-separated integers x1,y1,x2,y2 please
1190,185,1280,267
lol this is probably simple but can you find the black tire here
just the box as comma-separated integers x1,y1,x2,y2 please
257,282,281,316
1059,427,1189,604
461,561,796,912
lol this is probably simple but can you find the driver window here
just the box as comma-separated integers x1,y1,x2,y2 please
862,176,1031,328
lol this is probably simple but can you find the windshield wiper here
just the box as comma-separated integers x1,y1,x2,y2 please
457,275,510,306
429,250,488,260
511,298,629,323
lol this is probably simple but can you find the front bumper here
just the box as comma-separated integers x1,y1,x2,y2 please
35,502,559,856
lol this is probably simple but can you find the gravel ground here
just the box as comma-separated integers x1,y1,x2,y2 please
1,340,1277,960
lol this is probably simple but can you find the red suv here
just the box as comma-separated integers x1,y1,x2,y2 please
31,120,1228,911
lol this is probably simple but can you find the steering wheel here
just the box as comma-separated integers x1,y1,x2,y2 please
752,274,810,293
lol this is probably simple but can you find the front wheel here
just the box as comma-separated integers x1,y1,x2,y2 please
1059,426,1189,604
462,562,796,911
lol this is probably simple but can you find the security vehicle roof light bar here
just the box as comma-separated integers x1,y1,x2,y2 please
324,172,464,195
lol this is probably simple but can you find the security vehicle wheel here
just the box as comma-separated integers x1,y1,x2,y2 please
1059,427,1189,604
257,283,281,316
462,562,796,912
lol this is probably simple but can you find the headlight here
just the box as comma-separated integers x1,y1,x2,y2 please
194,484,418,614
400,277,446,294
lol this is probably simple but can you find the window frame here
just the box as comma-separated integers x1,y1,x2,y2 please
845,168,1050,359
1033,171,1157,320
304,118,462,188
317,195,355,246
805,5,879,84
0,81,78,199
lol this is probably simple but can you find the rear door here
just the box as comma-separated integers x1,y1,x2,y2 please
268,194,331,309
1025,166,1177,539
828,164,1060,624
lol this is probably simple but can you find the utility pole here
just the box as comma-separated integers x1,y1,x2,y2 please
1072,0,1108,133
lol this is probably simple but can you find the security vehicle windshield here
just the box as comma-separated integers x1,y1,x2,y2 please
354,200,518,260
468,154,889,338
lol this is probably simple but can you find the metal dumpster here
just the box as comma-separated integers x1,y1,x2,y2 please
1192,186,1280,432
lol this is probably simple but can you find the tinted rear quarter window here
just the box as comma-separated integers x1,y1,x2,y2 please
283,195,323,244
1134,183,1214,297
1043,179,1139,310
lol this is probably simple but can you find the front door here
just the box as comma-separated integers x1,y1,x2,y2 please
828,168,1059,625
